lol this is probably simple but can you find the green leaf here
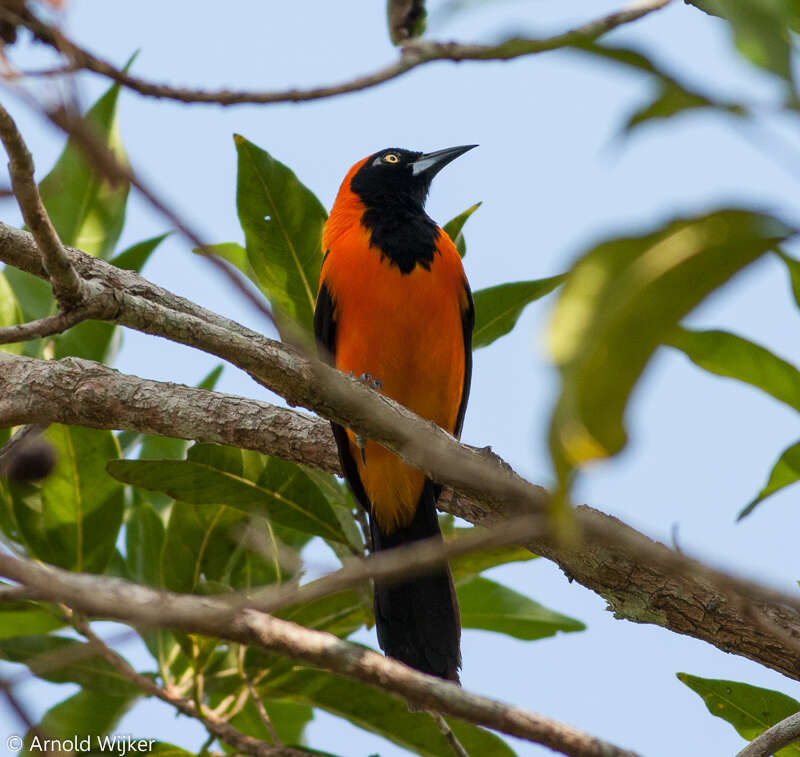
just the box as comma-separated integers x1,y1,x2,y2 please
549,209,792,472
458,576,584,640
0,635,140,695
24,689,137,755
38,72,131,259
667,327,800,413
108,453,347,544
739,438,800,519
448,538,537,586
12,425,124,572
677,673,800,754
442,202,481,258
125,501,164,587
279,591,371,639
193,241,252,278
234,134,327,339
777,250,800,308
110,232,170,272
3,267,52,354
198,364,224,390
258,668,517,757
53,319,120,364
138,745,194,757
0,270,23,355
696,0,795,84
473,275,566,349
0,599,62,638
574,44,746,132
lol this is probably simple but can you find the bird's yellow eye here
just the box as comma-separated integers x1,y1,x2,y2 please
383,153,399,164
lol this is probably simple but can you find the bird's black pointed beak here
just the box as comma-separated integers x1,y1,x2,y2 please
410,144,478,180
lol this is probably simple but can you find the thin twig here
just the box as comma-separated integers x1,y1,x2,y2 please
0,293,117,345
16,0,672,106
62,607,307,757
244,673,282,746
0,102,83,308
430,711,471,757
736,711,800,757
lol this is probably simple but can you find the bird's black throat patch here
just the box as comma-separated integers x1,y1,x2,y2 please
359,206,440,274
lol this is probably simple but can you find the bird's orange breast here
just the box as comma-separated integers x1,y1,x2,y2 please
321,208,468,533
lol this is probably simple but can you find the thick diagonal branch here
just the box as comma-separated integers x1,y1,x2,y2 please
0,553,641,757
1,350,800,682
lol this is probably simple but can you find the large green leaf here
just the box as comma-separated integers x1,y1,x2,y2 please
667,327,800,413
23,689,137,756
458,576,585,640
38,72,130,259
549,210,793,473
0,269,23,355
445,524,537,585
125,501,165,587
677,673,800,755
228,698,314,750
234,134,327,338
0,635,140,695
258,668,517,757
739,438,800,520
473,275,566,349
12,425,124,572
442,202,481,258
108,452,346,544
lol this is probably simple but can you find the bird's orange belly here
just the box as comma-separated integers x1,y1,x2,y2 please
331,256,465,533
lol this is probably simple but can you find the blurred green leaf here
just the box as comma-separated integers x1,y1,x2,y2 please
12,425,124,572
24,689,137,756
575,44,746,132
139,745,194,757
442,202,481,258
739,438,800,519
279,591,370,639
0,270,23,355
777,250,800,307
258,668,516,756
3,267,52,355
0,635,140,695
110,232,170,272
198,364,225,390
549,210,792,472
38,72,131,258
108,453,347,544
0,600,62,638
53,319,121,364
234,134,327,339
473,275,565,349
667,327,800,412
688,0,795,84
677,673,800,754
458,576,584,640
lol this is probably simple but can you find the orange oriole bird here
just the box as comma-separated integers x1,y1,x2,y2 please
314,145,476,682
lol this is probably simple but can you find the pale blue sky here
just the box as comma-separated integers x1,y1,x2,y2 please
2,1,800,755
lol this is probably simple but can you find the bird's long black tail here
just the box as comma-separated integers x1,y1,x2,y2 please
369,480,461,683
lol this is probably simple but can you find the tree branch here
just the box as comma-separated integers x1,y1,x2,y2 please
0,103,84,309
15,0,672,107
64,608,305,757
0,552,641,757
735,711,800,757
1,350,800,683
